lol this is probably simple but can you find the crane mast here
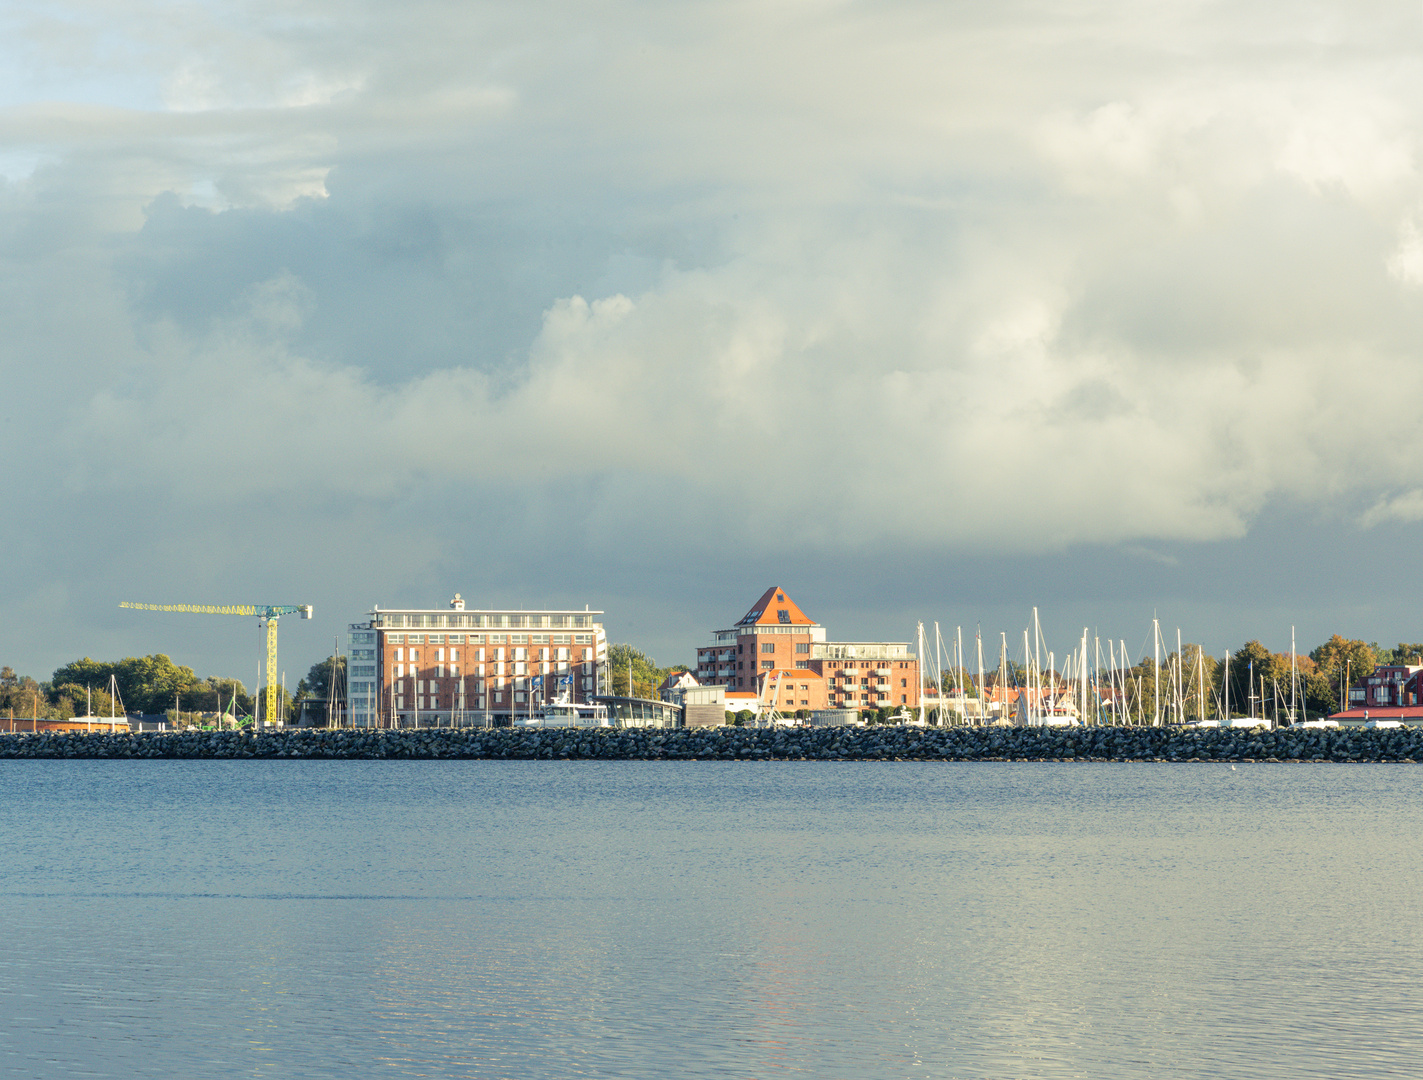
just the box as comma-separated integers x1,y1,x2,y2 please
119,602,313,727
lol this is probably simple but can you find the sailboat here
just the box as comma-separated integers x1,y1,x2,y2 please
69,674,129,732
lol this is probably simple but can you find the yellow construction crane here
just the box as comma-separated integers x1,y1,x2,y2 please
119,602,313,727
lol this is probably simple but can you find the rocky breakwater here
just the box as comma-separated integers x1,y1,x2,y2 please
3,724,1423,761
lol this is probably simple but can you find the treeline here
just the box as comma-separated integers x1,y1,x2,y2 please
0,655,251,721
0,652,353,725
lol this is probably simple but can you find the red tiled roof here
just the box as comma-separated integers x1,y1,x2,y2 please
1329,707,1423,719
737,586,816,627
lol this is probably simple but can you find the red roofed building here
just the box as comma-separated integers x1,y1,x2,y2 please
696,587,920,714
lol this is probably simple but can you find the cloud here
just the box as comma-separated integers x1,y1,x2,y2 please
1361,490,1423,528
9,0,1423,676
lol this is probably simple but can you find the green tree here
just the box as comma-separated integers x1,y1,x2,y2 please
300,655,346,702
607,644,690,700
50,682,116,719
1308,636,1377,712
51,655,210,715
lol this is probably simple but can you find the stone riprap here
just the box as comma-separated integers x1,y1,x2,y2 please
1,725,1421,761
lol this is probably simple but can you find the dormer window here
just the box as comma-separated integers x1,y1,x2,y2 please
777,594,785,602
778,610,790,624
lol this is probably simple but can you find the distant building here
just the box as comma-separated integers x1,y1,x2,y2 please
348,594,609,726
657,670,700,702
695,586,920,714
1329,662,1423,725
1347,663,1423,708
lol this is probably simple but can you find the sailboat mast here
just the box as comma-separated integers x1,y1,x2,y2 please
976,627,985,727
1291,625,1298,723
1153,617,1161,727
1033,608,1042,726
1023,627,1032,725
918,621,928,725
956,626,965,725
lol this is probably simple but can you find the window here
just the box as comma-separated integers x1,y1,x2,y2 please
738,661,744,670
778,610,790,624
761,643,775,653
761,660,773,669
437,648,445,661
795,660,808,669
795,642,809,653
408,635,424,645
448,634,464,644
901,678,907,687
777,593,785,602
450,649,459,662
737,644,743,654
428,634,444,645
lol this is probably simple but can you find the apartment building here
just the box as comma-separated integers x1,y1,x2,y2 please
695,586,919,714
348,594,608,725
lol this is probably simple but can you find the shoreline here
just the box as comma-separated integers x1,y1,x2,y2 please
1,725,1420,762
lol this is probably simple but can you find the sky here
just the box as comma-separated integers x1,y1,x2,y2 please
4,0,1423,688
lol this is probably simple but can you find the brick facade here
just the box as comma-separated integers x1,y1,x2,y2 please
348,594,608,726
696,587,919,715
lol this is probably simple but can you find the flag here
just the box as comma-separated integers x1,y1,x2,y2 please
561,676,572,686
531,675,542,688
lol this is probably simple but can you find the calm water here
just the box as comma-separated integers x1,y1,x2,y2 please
2,760,1421,1079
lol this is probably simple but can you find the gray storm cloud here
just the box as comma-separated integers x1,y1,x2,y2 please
3,0,1423,673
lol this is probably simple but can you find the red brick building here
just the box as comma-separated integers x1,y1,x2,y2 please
695,587,920,714
349,594,609,726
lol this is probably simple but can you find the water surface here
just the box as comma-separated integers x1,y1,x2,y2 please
2,761,1420,1078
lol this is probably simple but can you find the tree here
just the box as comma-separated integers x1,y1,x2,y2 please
301,655,347,702
1382,643,1423,667
1308,636,1377,712
51,682,116,719
50,655,217,715
606,644,691,700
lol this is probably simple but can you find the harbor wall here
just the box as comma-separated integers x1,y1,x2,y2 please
4,725,1423,761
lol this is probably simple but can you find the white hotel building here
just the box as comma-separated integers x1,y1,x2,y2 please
347,595,609,726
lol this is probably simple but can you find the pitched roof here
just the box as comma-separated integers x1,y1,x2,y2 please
736,586,816,627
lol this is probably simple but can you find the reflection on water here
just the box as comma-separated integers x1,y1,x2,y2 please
2,761,1422,1078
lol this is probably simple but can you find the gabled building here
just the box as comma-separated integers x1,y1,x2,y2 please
1348,663,1423,708
695,586,919,714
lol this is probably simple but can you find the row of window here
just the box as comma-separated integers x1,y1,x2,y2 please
391,646,585,663
378,613,596,630
391,674,595,694
386,632,596,646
